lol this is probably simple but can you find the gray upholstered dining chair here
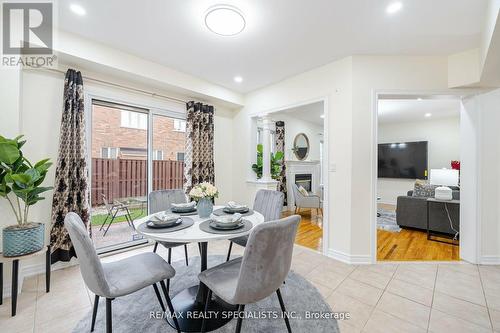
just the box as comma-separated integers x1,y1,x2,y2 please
292,183,322,215
149,189,190,267
200,215,301,333
64,212,180,333
226,189,284,261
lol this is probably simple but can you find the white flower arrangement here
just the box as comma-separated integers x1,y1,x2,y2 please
189,182,219,200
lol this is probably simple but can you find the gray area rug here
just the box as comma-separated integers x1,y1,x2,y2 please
377,209,401,232
73,255,339,333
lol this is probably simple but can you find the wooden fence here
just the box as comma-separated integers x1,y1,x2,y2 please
91,158,184,206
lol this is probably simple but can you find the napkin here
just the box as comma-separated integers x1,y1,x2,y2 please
151,212,179,223
226,201,248,210
211,213,242,224
171,201,196,209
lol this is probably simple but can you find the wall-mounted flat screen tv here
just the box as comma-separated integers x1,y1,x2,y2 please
378,141,428,179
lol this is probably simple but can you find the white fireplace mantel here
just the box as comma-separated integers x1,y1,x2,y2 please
285,160,321,211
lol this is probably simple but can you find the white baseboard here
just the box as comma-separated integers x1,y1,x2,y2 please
327,249,372,265
480,256,500,265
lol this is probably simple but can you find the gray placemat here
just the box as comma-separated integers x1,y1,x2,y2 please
212,208,254,217
199,219,253,234
137,217,194,234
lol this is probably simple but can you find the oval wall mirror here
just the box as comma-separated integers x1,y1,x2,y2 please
293,133,310,160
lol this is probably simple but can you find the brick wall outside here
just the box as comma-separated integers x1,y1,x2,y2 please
91,105,185,160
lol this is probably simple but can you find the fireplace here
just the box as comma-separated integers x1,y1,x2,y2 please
295,174,312,192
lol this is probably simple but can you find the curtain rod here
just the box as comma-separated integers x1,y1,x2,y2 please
26,66,188,105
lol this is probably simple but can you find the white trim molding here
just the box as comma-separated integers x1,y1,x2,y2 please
327,249,371,265
480,256,500,265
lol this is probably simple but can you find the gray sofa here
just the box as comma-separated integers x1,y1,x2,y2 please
396,189,460,234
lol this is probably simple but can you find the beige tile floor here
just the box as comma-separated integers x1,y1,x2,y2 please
2,241,500,333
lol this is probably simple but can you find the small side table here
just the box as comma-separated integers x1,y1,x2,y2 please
426,198,460,246
0,245,51,316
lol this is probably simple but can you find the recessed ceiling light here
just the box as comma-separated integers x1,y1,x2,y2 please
417,97,423,101
424,113,432,118
70,4,86,16
320,114,325,119
386,2,403,14
234,76,243,83
205,5,245,36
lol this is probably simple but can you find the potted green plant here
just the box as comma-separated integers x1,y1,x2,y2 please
251,144,284,179
0,135,52,257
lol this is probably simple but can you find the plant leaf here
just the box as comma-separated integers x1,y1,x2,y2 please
0,141,20,164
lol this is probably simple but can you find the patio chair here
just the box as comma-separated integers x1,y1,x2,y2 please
99,194,134,237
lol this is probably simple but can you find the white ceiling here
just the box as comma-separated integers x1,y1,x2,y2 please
273,101,325,126
378,99,460,124
57,0,487,93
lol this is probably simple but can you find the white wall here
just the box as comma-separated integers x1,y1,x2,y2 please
377,116,460,204
476,89,500,262
234,57,353,256
272,113,323,162
234,55,459,263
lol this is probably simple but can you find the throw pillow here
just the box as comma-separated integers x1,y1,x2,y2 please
298,185,309,196
413,179,438,197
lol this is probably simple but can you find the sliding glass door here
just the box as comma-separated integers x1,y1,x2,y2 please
89,99,187,252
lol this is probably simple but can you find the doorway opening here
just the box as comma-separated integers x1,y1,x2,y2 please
374,95,462,261
255,99,328,253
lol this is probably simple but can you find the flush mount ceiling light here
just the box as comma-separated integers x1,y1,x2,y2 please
70,3,86,16
424,113,432,118
205,5,245,36
386,1,403,14
234,76,243,83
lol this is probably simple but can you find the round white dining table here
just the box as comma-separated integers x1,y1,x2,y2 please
134,206,265,332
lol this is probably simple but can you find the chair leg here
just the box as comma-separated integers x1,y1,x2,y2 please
160,280,181,333
103,211,118,237
201,289,212,333
99,214,110,231
226,241,233,262
152,284,165,312
276,289,292,333
106,298,113,333
184,244,189,266
91,295,99,332
235,304,245,333
153,242,158,253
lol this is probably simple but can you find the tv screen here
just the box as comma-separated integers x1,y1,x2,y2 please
378,141,428,179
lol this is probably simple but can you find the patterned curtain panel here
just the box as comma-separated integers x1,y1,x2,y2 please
183,101,215,193
50,69,90,263
275,121,287,206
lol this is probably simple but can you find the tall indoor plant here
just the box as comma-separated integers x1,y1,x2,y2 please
251,144,284,179
0,135,52,257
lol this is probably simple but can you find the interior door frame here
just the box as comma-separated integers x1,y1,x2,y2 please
84,84,186,254
248,96,330,254
371,89,478,263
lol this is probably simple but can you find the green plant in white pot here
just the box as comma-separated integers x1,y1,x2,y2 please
0,135,52,257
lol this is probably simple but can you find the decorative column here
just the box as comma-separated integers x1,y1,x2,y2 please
260,115,274,181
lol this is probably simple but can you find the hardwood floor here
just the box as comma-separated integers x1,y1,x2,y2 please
377,203,459,261
283,204,459,260
283,208,323,252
